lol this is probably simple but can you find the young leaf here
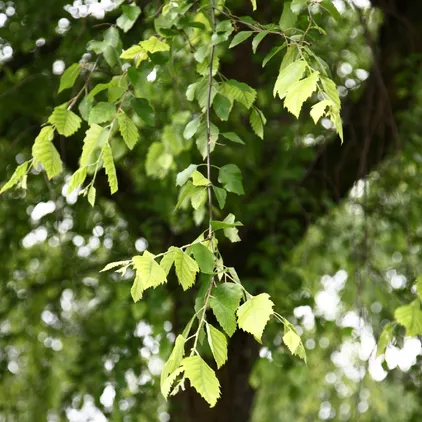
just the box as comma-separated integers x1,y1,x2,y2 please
250,108,266,140
102,143,118,194
221,132,245,144
213,186,227,209
252,31,269,53
209,283,243,337
279,1,297,30
321,77,341,109
120,45,146,60
161,334,186,398
206,323,228,369
284,72,319,118
273,60,306,99
191,243,215,274
116,4,141,32
58,63,81,93
377,322,393,357
88,102,116,125
222,213,241,242
218,164,244,195
221,80,257,109
32,126,63,179
229,31,253,49
80,124,104,166
117,110,139,150
174,248,200,290
87,185,96,207
132,251,168,301
191,171,210,187
250,0,257,11
181,356,221,408
211,216,243,231
67,167,87,194
0,161,30,194
131,98,155,126
310,99,332,124
237,293,274,343
100,260,131,273
283,328,306,361
139,36,170,53
394,300,422,337
191,188,207,210
49,107,81,137
160,247,176,276
196,122,218,160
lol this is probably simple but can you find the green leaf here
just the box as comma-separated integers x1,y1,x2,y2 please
0,161,30,194
291,0,308,14
221,132,244,144
58,63,81,93
161,334,186,398
191,188,207,210
116,4,141,32
80,124,104,166
377,322,393,357
49,107,81,137
88,102,116,125
176,181,198,209
283,327,306,361
213,94,232,121
321,0,341,21
132,251,168,302
100,260,131,273
310,99,332,124
218,164,244,195
250,108,266,139
252,31,269,53
181,356,220,407
221,80,257,110
32,126,62,179
139,36,170,53
117,110,139,150
183,117,202,140
279,1,297,30
102,143,118,194
210,283,243,337
206,324,228,369
229,31,253,48
87,185,96,207
213,186,227,209
262,44,286,67
159,247,176,276
321,77,341,109
176,164,198,187
284,72,319,118
131,98,155,126
273,60,306,99
237,293,274,342
416,277,422,301
67,167,87,194
88,83,109,99
120,45,146,60
174,248,199,290
78,95,93,122
222,213,241,242
394,301,422,337
211,216,243,231
191,243,215,274
191,171,210,187
196,122,219,160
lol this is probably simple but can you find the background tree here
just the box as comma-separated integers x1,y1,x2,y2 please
0,1,421,421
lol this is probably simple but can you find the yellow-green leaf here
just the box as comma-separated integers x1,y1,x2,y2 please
174,248,199,290
117,110,139,150
102,143,118,194
0,161,30,194
284,72,319,118
58,63,82,93
139,36,170,53
394,301,422,337
49,107,81,137
237,293,274,342
181,356,221,408
206,323,228,369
